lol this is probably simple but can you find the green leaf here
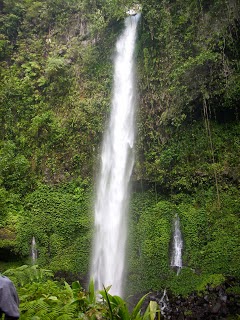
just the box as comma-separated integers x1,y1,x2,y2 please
130,293,149,319
87,278,96,304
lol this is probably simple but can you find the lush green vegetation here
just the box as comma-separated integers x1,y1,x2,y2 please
16,181,91,272
3,265,160,319
128,0,240,295
0,0,239,316
0,0,126,270
128,186,239,296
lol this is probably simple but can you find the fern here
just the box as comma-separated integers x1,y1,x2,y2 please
3,265,53,287
3,265,159,319
57,314,75,320
20,299,50,319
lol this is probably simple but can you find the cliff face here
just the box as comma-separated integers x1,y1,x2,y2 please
136,0,240,190
127,0,240,295
0,0,119,187
1,1,238,194
0,0,240,297
0,0,120,269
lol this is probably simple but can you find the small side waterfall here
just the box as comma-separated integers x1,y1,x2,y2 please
91,14,140,297
171,215,183,275
31,236,37,265
159,289,169,316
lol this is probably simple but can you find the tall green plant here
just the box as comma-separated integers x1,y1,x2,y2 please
99,286,159,320
3,266,161,319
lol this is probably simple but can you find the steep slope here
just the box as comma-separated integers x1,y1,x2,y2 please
0,0,239,298
128,0,240,295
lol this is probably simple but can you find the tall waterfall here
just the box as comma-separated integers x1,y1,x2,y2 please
91,14,140,297
171,215,183,275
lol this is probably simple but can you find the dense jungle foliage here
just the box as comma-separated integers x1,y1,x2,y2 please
3,265,160,319
0,0,240,315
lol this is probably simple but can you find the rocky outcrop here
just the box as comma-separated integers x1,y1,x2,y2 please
138,277,240,319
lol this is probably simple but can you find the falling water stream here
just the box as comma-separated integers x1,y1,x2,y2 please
171,215,183,275
31,236,37,265
91,14,140,297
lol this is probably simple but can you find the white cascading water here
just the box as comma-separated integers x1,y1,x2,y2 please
159,289,169,316
91,14,140,297
31,236,37,265
171,215,183,275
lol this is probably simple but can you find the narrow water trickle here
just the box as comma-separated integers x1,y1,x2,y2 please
31,236,37,265
159,289,169,316
91,14,140,297
171,215,183,275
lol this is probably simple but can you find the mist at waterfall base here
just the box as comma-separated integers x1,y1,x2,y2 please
90,14,140,297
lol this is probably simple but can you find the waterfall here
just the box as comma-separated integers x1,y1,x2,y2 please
91,14,140,297
159,289,169,316
171,215,183,275
31,236,37,265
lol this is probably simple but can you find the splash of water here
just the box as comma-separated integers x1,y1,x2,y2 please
171,215,183,275
91,14,140,297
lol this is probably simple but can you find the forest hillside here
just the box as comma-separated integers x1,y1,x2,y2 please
0,0,239,303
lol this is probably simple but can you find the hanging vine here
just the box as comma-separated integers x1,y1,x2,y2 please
203,96,221,208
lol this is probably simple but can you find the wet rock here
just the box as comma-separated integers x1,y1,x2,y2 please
210,301,222,313
130,277,240,319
